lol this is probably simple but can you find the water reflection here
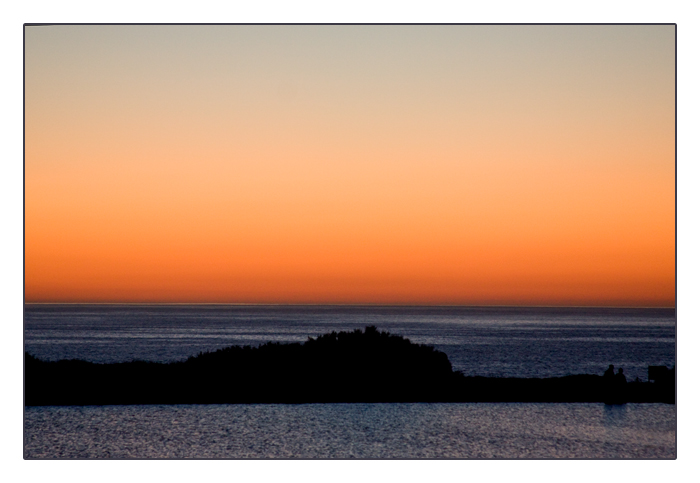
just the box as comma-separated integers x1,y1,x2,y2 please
603,403,628,427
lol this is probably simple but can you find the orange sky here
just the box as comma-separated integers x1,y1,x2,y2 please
24,25,675,306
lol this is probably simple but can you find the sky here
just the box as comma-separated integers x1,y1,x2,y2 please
24,25,675,306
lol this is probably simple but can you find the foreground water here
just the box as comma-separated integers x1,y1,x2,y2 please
24,403,675,459
24,305,675,381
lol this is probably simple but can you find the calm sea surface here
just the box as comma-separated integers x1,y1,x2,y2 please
24,305,675,459
24,403,675,459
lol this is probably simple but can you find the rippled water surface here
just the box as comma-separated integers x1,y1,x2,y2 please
24,403,675,459
24,305,675,380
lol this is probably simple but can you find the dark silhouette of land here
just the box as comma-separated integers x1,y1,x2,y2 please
24,326,675,406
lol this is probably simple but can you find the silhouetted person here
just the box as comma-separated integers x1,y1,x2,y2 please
615,368,626,385
602,364,615,403
606,368,627,404
604,364,615,378
603,365,628,404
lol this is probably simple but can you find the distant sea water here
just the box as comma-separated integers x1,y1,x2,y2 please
23,304,676,459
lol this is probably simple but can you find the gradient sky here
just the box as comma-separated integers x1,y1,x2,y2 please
24,25,675,306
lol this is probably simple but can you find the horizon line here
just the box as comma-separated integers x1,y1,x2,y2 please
23,302,676,309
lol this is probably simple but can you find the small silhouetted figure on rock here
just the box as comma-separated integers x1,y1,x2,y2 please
604,364,615,378
604,366,627,405
603,365,615,401
614,368,627,403
615,368,627,385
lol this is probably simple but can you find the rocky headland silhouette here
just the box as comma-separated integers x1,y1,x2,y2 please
24,326,675,406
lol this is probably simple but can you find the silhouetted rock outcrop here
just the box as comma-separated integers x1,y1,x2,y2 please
24,326,675,406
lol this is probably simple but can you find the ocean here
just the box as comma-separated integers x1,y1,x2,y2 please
23,304,676,459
